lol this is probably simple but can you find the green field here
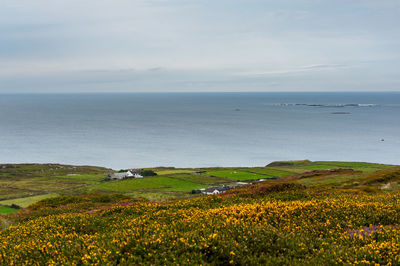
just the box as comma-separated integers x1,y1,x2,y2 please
295,173,365,186
91,176,206,192
155,169,195,175
167,173,231,185
0,193,59,208
0,164,111,205
53,173,106,183
0,206,18,215
207,170,273,181
243,168,296,177
289,161,392,173
0,161,398,208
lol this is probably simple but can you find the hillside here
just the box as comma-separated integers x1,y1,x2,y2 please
0,161,395,211
1,161,400,264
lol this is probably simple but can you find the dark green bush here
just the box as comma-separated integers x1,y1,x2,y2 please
140,169,157,176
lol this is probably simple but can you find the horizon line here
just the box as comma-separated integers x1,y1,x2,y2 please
0,90,399,95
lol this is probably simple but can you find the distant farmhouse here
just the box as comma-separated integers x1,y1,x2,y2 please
200,185,230,195
109,170,143,180
199,182,252,195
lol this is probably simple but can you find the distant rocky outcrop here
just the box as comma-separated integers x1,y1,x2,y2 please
266,160,312,167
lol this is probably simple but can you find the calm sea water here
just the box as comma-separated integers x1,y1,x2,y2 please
0,92,399,169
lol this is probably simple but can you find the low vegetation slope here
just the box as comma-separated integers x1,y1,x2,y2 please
0,160,395,210
0,161,399,265
0,164,111,208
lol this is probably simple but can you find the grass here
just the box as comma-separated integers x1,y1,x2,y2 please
291,164,346,170
4,178,87,192
295,174,365,186
314,161,391,168
0,164,110,178
290,161,392,173
53,174,106,183
91,177,206,192
207,170,273,181
0,193,59,208
0,164,111,204
125,191,190,201
167,174,231,185
0,206,18,215
266,160,311,167
155,169,195,175
243,168,296,177
0,187,33,201
0,161,397,206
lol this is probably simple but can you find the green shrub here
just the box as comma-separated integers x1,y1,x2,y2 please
140,169,157,176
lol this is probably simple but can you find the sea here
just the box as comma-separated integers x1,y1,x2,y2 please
0,92,399,169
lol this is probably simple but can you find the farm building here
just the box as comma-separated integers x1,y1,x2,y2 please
109,173,128,180
128,170,143,178
109,170,143,180
201,186,230,195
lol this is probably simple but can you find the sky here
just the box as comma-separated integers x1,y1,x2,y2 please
0,0,399,93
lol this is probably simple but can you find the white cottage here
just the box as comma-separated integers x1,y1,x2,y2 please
127,170,143,178
109,170,143,180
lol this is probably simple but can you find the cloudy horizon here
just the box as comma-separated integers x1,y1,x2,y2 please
1,0,399,93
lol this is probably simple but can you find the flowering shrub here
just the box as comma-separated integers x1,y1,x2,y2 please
0,190,399,265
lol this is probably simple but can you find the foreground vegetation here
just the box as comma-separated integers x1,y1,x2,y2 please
0,161,400,264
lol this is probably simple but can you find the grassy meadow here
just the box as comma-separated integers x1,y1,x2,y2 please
0,206,17,215
207,170,272,181
91,176,206,192
0,162,298,210
0,161,396,212
0,160,400,264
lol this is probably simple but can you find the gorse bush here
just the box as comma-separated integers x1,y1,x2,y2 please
1,189,400,265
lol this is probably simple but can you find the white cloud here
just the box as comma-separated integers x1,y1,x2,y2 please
0,0,399,92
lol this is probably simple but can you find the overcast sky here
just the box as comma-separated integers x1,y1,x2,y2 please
1,0,399,93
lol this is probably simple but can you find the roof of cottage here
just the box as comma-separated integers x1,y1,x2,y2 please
110,173,128,179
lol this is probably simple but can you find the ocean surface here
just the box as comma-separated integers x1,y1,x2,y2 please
0,92,399,169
